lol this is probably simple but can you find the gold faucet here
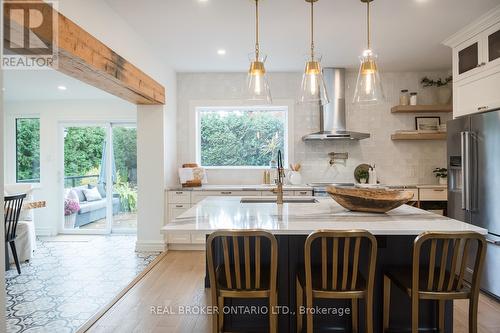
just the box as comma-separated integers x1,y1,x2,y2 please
275,150,284,205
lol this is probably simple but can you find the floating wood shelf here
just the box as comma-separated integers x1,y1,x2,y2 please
391,105,452,113
391,132,447,141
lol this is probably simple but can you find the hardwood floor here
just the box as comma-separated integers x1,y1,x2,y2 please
87,251,500,333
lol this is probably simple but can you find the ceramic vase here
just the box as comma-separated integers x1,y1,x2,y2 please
437,86,452,105
64,213,77,228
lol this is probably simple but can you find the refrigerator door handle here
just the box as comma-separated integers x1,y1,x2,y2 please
461,131,467,210
464,131,472,211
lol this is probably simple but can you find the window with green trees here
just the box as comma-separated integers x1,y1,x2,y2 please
197,107,287,167
16,118,40,183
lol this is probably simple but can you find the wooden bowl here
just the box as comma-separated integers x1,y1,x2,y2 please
326,185,414,213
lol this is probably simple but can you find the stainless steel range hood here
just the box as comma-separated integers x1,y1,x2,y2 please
302,68,370,141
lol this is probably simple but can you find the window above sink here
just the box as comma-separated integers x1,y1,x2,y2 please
195,106,289,169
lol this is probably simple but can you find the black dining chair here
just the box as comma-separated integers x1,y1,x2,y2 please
4,194,27,274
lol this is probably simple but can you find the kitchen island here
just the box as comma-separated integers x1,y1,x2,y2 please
161,197,486,333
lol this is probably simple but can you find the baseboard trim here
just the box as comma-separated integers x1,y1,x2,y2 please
35,227,56,236
135,240,166,252
77,250,168,333
167,243,205,251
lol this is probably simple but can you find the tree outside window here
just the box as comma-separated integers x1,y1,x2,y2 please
16,118,40,183
198,107,287,167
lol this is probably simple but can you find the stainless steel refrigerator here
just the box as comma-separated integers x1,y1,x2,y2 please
448,109,500,300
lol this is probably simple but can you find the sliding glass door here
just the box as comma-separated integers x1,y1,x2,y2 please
61,123,137,234
111,124,137,233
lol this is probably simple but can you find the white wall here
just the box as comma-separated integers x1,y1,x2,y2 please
55,0,178,250
4,99,136,235
0,69,7,333
177,71,452,185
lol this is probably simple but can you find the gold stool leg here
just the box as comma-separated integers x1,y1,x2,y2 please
351,299,358,333
469,295,479,333
296,278,303,333
383,275,391,332
366,294,374,333
411,296,419,333
306,291,313,333
218,296,224,331
438,300,445,332
269,291,278,333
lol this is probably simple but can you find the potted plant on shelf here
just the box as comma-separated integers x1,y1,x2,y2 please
356,169,369,184
64,198,80,228
421,76,453,105
433,167,448,185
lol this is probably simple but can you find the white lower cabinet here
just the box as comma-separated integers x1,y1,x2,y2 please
419,188,448,201
167,232,191,244
191,233,207,244
191,190,252,204
168,203,190,220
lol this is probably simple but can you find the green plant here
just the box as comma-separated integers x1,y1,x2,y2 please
356,169,369,180
199,111,285,167
114,181,137,213
433,167,447,178
421,76,452,88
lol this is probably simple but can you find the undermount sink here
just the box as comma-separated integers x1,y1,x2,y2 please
240,197,318,204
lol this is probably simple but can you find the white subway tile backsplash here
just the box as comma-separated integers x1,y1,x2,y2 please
177,70,451,186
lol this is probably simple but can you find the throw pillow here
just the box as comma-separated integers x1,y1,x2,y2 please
82,187,102,202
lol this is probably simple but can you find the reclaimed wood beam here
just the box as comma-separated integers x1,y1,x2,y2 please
3,1,165,105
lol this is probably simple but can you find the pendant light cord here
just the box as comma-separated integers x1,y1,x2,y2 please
255,0,260,59
310,1,315,60
367,1,371,50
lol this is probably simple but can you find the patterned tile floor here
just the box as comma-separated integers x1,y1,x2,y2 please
5,235,160,333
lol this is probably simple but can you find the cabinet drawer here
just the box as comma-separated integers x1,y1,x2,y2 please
168,204,190,220
167,233,191,244
192,191,250,203
294,190,312,196
419,188,448,201
168,190,191,204
191,233,207,244
261,190,295,196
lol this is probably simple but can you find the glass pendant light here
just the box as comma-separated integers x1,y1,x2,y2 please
298,0,329,106
245,0,272,104
353,0,385,104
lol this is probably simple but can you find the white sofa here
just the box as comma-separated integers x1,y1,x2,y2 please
4,184,37,264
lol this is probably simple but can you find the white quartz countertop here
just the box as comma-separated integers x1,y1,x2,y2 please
167,184,313,191
161,197,486,236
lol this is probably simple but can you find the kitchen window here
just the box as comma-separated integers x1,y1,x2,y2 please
15,118,41,183
196,106,288,168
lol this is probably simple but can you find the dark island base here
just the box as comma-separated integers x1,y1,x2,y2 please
205,235,452,333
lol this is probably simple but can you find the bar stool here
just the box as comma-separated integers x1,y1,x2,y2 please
383,231,486,333
206,230,278,333
296,230,377,333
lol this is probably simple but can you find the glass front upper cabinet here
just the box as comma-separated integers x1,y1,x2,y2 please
487,23,500,65
458,42,479,75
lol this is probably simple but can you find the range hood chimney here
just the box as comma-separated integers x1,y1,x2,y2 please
302,68,370,141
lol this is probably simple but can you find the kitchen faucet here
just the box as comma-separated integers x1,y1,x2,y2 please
275,150,284,204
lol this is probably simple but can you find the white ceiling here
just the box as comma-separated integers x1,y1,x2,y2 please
105,0,500,72
3,70,119,101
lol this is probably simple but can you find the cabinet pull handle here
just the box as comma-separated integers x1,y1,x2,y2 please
433,189,445,192
175,191,183,195
175,205,183,208
220,191,232,195
478,106,489,111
